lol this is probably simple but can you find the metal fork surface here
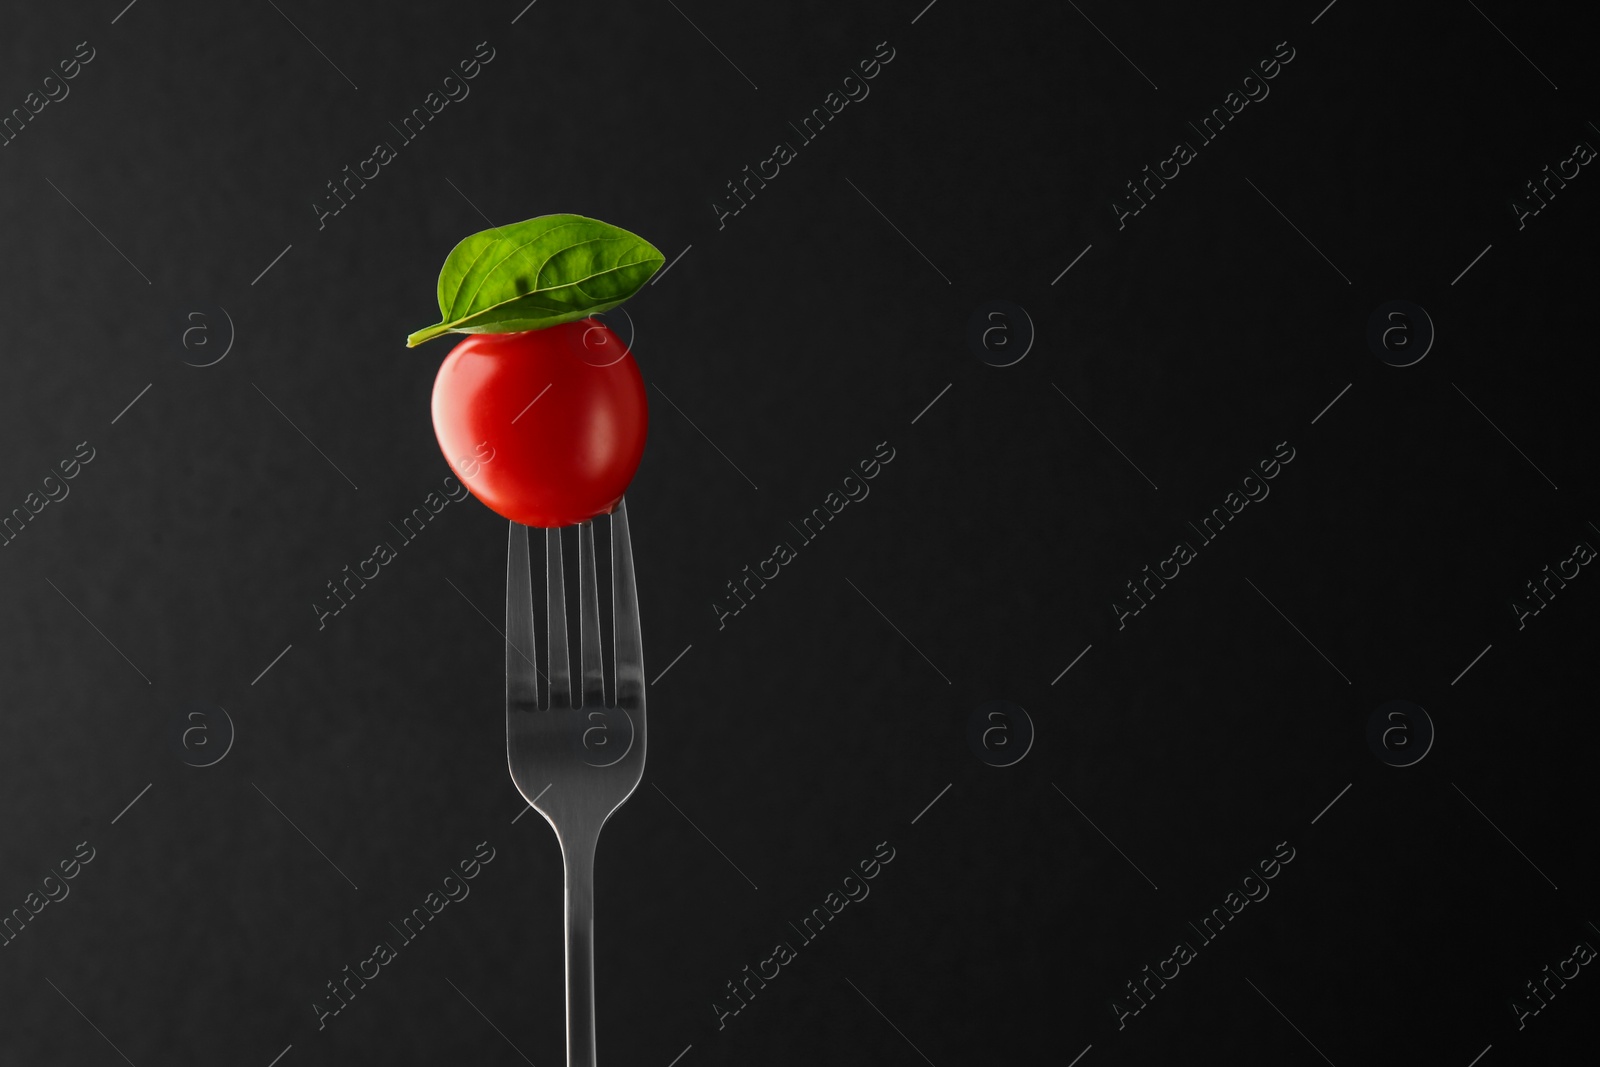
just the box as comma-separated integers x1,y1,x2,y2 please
507,498,645,1067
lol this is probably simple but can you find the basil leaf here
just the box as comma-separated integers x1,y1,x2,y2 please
406,214,663,347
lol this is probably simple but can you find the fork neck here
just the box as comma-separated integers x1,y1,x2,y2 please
561,827,600,1067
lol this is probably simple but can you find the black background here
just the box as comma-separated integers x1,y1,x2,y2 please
3,1,1596,1064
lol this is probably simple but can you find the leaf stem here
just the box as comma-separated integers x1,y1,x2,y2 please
406,323,454,348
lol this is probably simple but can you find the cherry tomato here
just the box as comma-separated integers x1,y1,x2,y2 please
431,320,647,527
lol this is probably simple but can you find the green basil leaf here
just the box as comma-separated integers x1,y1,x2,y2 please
406,213,663,347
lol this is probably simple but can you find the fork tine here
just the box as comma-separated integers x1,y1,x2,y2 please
506,521,540,710
610,498,645,706
577,519,606,708
546,527,572,708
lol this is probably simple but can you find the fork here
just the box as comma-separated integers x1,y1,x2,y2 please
507,498,646,1067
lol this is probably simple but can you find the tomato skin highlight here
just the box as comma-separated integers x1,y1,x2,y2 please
431,320,648,528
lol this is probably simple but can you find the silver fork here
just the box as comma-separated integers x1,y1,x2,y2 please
506,498,646,1067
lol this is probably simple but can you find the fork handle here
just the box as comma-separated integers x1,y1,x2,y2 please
562,831,599,1067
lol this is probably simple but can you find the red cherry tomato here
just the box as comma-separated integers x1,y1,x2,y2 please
431,320,647,528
